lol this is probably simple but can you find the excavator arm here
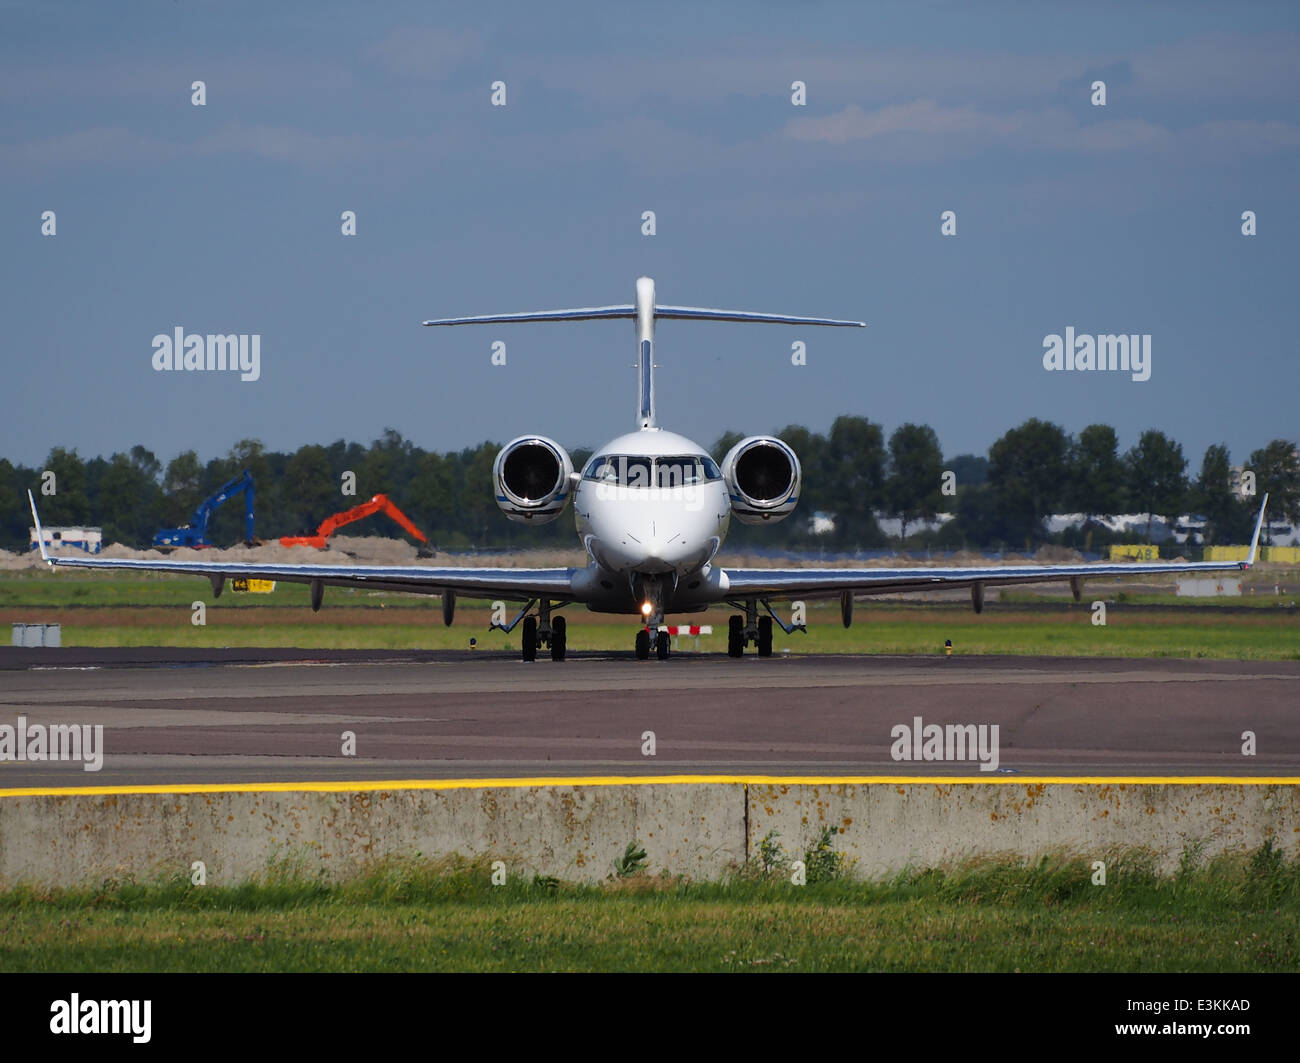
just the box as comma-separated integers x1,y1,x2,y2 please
154,470,255,549
280,494,428,549
376,496,427,544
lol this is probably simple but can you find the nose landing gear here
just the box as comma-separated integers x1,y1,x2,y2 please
632,572,672,661
634,626,672,660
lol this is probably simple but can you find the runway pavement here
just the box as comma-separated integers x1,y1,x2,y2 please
2,648,1299,786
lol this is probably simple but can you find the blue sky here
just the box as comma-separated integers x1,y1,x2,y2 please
2,0,1297,471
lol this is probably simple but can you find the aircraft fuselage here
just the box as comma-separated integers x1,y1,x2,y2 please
571,427,731,618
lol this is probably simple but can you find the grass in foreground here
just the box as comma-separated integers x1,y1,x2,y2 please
17,609,1300,659
2,846,1298,972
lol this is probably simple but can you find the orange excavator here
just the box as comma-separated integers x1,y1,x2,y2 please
280,494,431,553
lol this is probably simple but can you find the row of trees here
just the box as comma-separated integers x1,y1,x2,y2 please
1,418,1296,553
719,417,1297,551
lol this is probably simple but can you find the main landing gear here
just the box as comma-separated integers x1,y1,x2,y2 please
496,599,568,662
727,599,803,658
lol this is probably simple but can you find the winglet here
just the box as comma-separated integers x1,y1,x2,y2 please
1245,492,1269,567
27,489,52,565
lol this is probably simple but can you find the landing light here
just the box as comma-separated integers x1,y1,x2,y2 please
641,601,653,616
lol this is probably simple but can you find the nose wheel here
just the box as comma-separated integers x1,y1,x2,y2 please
634,627,672,660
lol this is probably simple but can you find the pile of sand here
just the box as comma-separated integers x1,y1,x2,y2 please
1032,544,1086,563
1,536,588,571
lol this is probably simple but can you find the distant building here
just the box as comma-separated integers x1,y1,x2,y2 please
874,514,955,539
29,526,103,554
807,511,837,536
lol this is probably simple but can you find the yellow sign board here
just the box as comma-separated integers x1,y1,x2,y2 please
1205,545,1300,563
230,578,276,593
1204,546,1249,562
1108,544,1158,560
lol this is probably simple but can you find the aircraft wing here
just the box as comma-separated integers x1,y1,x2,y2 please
28,493,573,601
723,497,1269,601
723,557,1250,600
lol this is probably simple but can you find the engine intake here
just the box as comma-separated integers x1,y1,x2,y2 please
493,435,573,523
720,436,800,525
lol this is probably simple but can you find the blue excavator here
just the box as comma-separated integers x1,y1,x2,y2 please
152,470,256,550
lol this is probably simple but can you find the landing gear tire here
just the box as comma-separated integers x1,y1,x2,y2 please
757,615,773,658
655,630,670,660
522,616,538,662
728,614,744,658
550,615,566,661
635,628,651,660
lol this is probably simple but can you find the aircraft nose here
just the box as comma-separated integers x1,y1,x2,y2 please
639,539,674,572
640,531,693,571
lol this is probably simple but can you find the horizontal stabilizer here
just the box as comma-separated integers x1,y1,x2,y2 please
423,304,865,328
423,306,635,326
422,276,865,430
655,305,865,327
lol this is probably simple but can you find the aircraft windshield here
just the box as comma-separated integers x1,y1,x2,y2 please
585,455,654,487
583,454,721,487
655,456,721,486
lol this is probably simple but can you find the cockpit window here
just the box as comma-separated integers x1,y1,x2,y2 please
655,456,721,486
584,454,722,487
584,455,654,487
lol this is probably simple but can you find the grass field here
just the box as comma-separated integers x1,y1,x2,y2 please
2,847,1297,972
3,571,1297,658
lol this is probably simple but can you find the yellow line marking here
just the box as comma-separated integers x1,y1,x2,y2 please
2,775,1299,797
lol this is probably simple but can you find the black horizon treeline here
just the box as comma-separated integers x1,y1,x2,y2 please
1,416,1296,554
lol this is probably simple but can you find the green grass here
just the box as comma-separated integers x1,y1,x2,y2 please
0,572,436,609
2,847,1297,972
49,618,1300,659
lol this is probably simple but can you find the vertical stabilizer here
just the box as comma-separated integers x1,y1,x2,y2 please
635,276,656,429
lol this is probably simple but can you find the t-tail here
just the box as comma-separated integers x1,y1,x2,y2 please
422,276,865,429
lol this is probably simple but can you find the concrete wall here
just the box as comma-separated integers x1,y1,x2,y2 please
0,784,742,887
0,780,1295,887
747,781,1300,877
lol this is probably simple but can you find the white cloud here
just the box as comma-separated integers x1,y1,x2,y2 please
194,122,386,166
363,26,482,79
0,125,178,167
784,100,1027,144
782,100,1295,160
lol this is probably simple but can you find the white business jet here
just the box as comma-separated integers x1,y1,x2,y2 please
29,277,1267,661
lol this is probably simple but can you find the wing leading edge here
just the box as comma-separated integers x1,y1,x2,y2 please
723,496,1269,600
28,493,573,601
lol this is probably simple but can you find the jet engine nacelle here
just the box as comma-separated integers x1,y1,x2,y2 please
721,436,801,525
493,435,573,523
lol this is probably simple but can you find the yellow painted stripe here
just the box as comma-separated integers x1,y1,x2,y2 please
2,774,1299,798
